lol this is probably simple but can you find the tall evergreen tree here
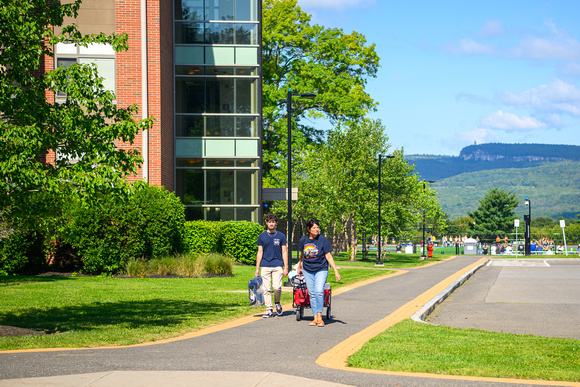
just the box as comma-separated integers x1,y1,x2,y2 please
468,188,519,238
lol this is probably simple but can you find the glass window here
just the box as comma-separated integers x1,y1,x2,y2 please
206,115,234,136
236,158,258,167
176,115,204,136
206,78,234,113
235,24,257,45
235,139,258,157
175,22,205,44
206,23,234,44
206,158,234,166
56,58,76,96
175,65,204,75
205,66,234,75
235,47,258,65
206,139,235,156
235,66,257,76
175,46,204,64
175,0,204,20
176,158,203,167
176,78,205,113
205,0,234,21
79,43,115,55
235,78,257,114
235,0,257,21
236,207,257,222
236,116,257,137
55,43,77,54
205,46,235,64
176,169,204,204
176,139,204,157
185,206,204,221
206,170,234,204
237,170,256,204
79,58,115,92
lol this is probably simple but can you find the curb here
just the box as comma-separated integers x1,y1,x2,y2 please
411,258,489,323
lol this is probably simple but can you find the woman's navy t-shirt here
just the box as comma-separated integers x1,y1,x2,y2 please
299,234,333,273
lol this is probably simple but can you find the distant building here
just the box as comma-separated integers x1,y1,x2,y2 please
49,0,262,222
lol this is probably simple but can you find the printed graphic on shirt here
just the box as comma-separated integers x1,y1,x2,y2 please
303,243,318,259
274,239,280,246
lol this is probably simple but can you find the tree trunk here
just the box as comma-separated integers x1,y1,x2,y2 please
349,219,357,261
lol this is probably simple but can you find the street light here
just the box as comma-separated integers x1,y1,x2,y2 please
421,180,435,260
377,154,395,266
287,89,316,271
524,196,531,256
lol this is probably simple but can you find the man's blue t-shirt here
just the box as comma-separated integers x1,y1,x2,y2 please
299,234,333,273
257,231,287,267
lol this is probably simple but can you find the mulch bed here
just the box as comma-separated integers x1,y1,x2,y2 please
0,325,46,338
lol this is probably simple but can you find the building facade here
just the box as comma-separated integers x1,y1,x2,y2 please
54,0,262,222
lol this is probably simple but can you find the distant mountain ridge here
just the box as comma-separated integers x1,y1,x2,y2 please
405,143,580,219
459,143,580,162
405,143,580,181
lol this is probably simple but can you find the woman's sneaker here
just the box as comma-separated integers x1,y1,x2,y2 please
275,303,283,316
262,309,274,318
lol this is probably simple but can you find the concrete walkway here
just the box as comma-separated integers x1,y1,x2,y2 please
1,257,579,387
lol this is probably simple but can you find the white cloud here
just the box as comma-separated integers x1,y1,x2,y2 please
457,128,500,144
479,19,504,38
479,111,547,131
448,38,495,55
498,79,580,117
559,62,580,77
448,21,580,61
297,0,376,12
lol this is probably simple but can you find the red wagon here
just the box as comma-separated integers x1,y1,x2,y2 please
291,275,332,321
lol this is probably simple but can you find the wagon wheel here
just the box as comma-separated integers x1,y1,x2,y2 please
325,292,332,320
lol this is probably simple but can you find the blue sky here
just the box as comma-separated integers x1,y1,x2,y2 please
296,0,580,156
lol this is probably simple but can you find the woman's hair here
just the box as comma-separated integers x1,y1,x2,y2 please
305,218,320,233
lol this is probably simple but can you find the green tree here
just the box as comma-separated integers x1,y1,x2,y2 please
0,0,152,229
261,0,380,187
468,188,519,239
291,119,443,260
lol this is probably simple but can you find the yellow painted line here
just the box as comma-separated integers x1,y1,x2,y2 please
0,270,404,354
316,256,580,386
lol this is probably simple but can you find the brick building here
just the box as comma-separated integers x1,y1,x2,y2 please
54,0,262,222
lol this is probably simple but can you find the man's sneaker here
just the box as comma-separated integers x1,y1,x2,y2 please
275,303,283,316
262,310,274,318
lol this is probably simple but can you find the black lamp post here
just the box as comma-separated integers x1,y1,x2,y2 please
524,196,531,256
421,180,435,260
377,154,395,266
287,90,316,271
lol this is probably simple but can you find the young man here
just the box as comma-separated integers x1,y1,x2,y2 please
255,213,288,318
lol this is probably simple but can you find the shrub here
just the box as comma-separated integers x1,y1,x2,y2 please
123,252,232,278
61,182,186,274
125,258,149,278
149,256,179,276
175,253,202,277
182,220,223,254
221,221,263,265
197,252,233,276
0,224,46,275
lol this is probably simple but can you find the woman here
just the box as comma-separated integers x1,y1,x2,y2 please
297,218,341,327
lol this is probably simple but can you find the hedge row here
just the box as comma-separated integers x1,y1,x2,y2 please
183,220,263,265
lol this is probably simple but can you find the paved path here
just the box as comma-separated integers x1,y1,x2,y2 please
1,257,578,387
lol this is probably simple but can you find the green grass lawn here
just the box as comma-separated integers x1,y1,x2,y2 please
348,319,580,382
333,249,452,268
0,265,391,350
